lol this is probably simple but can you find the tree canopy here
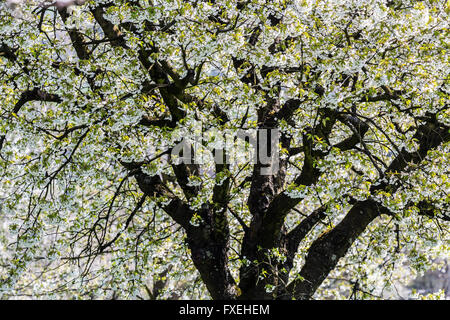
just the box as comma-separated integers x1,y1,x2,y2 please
0,0,449,300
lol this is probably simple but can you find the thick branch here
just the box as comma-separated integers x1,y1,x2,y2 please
133,168,235,299
284,198,384,299
285,117,450,299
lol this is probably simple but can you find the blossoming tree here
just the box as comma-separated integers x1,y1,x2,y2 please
0,0,448,299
